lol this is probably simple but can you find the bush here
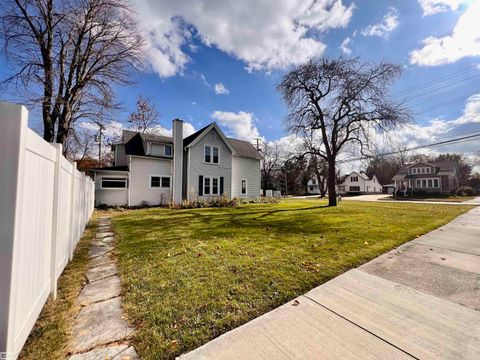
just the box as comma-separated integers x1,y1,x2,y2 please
456,186,474,196
169,196,280,209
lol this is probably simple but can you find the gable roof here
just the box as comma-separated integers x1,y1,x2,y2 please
393,160,457,180
117,122,261,160
346,171,371,181
183,122,237,154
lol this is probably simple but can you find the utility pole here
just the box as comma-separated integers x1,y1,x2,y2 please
253,137,262,151
95,124,106,163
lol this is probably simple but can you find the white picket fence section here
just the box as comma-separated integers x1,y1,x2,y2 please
0,102,95,359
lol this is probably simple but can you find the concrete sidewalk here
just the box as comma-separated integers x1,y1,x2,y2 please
343,194,480,205
180,207,480,360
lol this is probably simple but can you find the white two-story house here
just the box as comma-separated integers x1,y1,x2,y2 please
337,171,382,194
92,120,262,206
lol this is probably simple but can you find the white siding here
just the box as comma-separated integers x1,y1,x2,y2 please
339,172,382,193
186,128,232,200
94,171,129,206
231,156,261,198
130,156,172,206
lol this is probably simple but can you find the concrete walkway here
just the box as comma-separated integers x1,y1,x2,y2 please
69,217,138,360
343,194,480,205
180,207,480,359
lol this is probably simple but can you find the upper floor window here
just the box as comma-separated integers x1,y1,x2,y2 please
351,176,358,182
165,144,172,156
312,178,316,184
204,145,219,164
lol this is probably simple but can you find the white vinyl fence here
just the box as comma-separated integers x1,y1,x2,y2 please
0,102,95,359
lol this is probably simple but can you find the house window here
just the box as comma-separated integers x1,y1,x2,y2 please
412,168,416,174
241,179,247,195
150,176,170,188
434,179,439,188
349,186,360,192
416,179,421,188
422,179,427,188
212,178,219,195
101,177,127,189
310,186,314,191
165,144,172,156
162,177,171,188
312,178,316,184
428,179,433,188
204,146,211,163
422,168,425,174
204,145,220,164
426,167,430,173
351,176,358,182
204,177,211,194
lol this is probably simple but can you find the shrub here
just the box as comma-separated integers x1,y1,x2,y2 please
456,186,474,196
169,196,280,209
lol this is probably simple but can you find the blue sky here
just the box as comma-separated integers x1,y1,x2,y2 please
1,0,480,160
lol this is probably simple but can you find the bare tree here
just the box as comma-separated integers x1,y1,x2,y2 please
260,142,281,194
128,94,160,133
0,0,144,150
278,58,410,206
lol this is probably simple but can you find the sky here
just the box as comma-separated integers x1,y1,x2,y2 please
1,0,480,168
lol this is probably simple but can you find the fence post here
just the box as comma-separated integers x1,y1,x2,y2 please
0,102,28,356
69,162,77,260
50,144,63,300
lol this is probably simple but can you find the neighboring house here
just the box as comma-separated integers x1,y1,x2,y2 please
93,120,262,206
307,176,322,194
337,171,382,194
392,161,459,194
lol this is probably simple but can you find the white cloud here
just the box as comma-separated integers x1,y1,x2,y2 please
361,7,399,37
211,111,260,141
214,83,230,95
134,0,354,76
340,37,352,55
410,2,480,66
418,0,463,16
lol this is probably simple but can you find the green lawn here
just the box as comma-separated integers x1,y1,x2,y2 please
112,199,472,360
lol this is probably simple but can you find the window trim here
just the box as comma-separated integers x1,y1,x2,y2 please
203,176,220,195
204,144,220,164
416,177,440,189
241,179,247,195
149,175,171,189
100,177,128,190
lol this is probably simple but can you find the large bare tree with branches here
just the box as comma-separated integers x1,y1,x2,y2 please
0,0,144,150
278,58,410,206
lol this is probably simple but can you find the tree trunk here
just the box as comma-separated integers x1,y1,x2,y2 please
327,158,337,206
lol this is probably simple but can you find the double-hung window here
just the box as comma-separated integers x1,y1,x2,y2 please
204,145,219,164
150,176,171,188
204,177,211,195
203,177,220,195
241,179,247,195
101,177,127,189
165,144,172,156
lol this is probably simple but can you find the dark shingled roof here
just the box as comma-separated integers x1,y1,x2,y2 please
93,165,129,171
183,124,211,147
394,160,457,179
227,138,262,160
119,124,262,160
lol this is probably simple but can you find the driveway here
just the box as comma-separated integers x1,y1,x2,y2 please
180,206,480,359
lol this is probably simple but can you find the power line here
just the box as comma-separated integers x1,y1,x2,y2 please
337,132,480,164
